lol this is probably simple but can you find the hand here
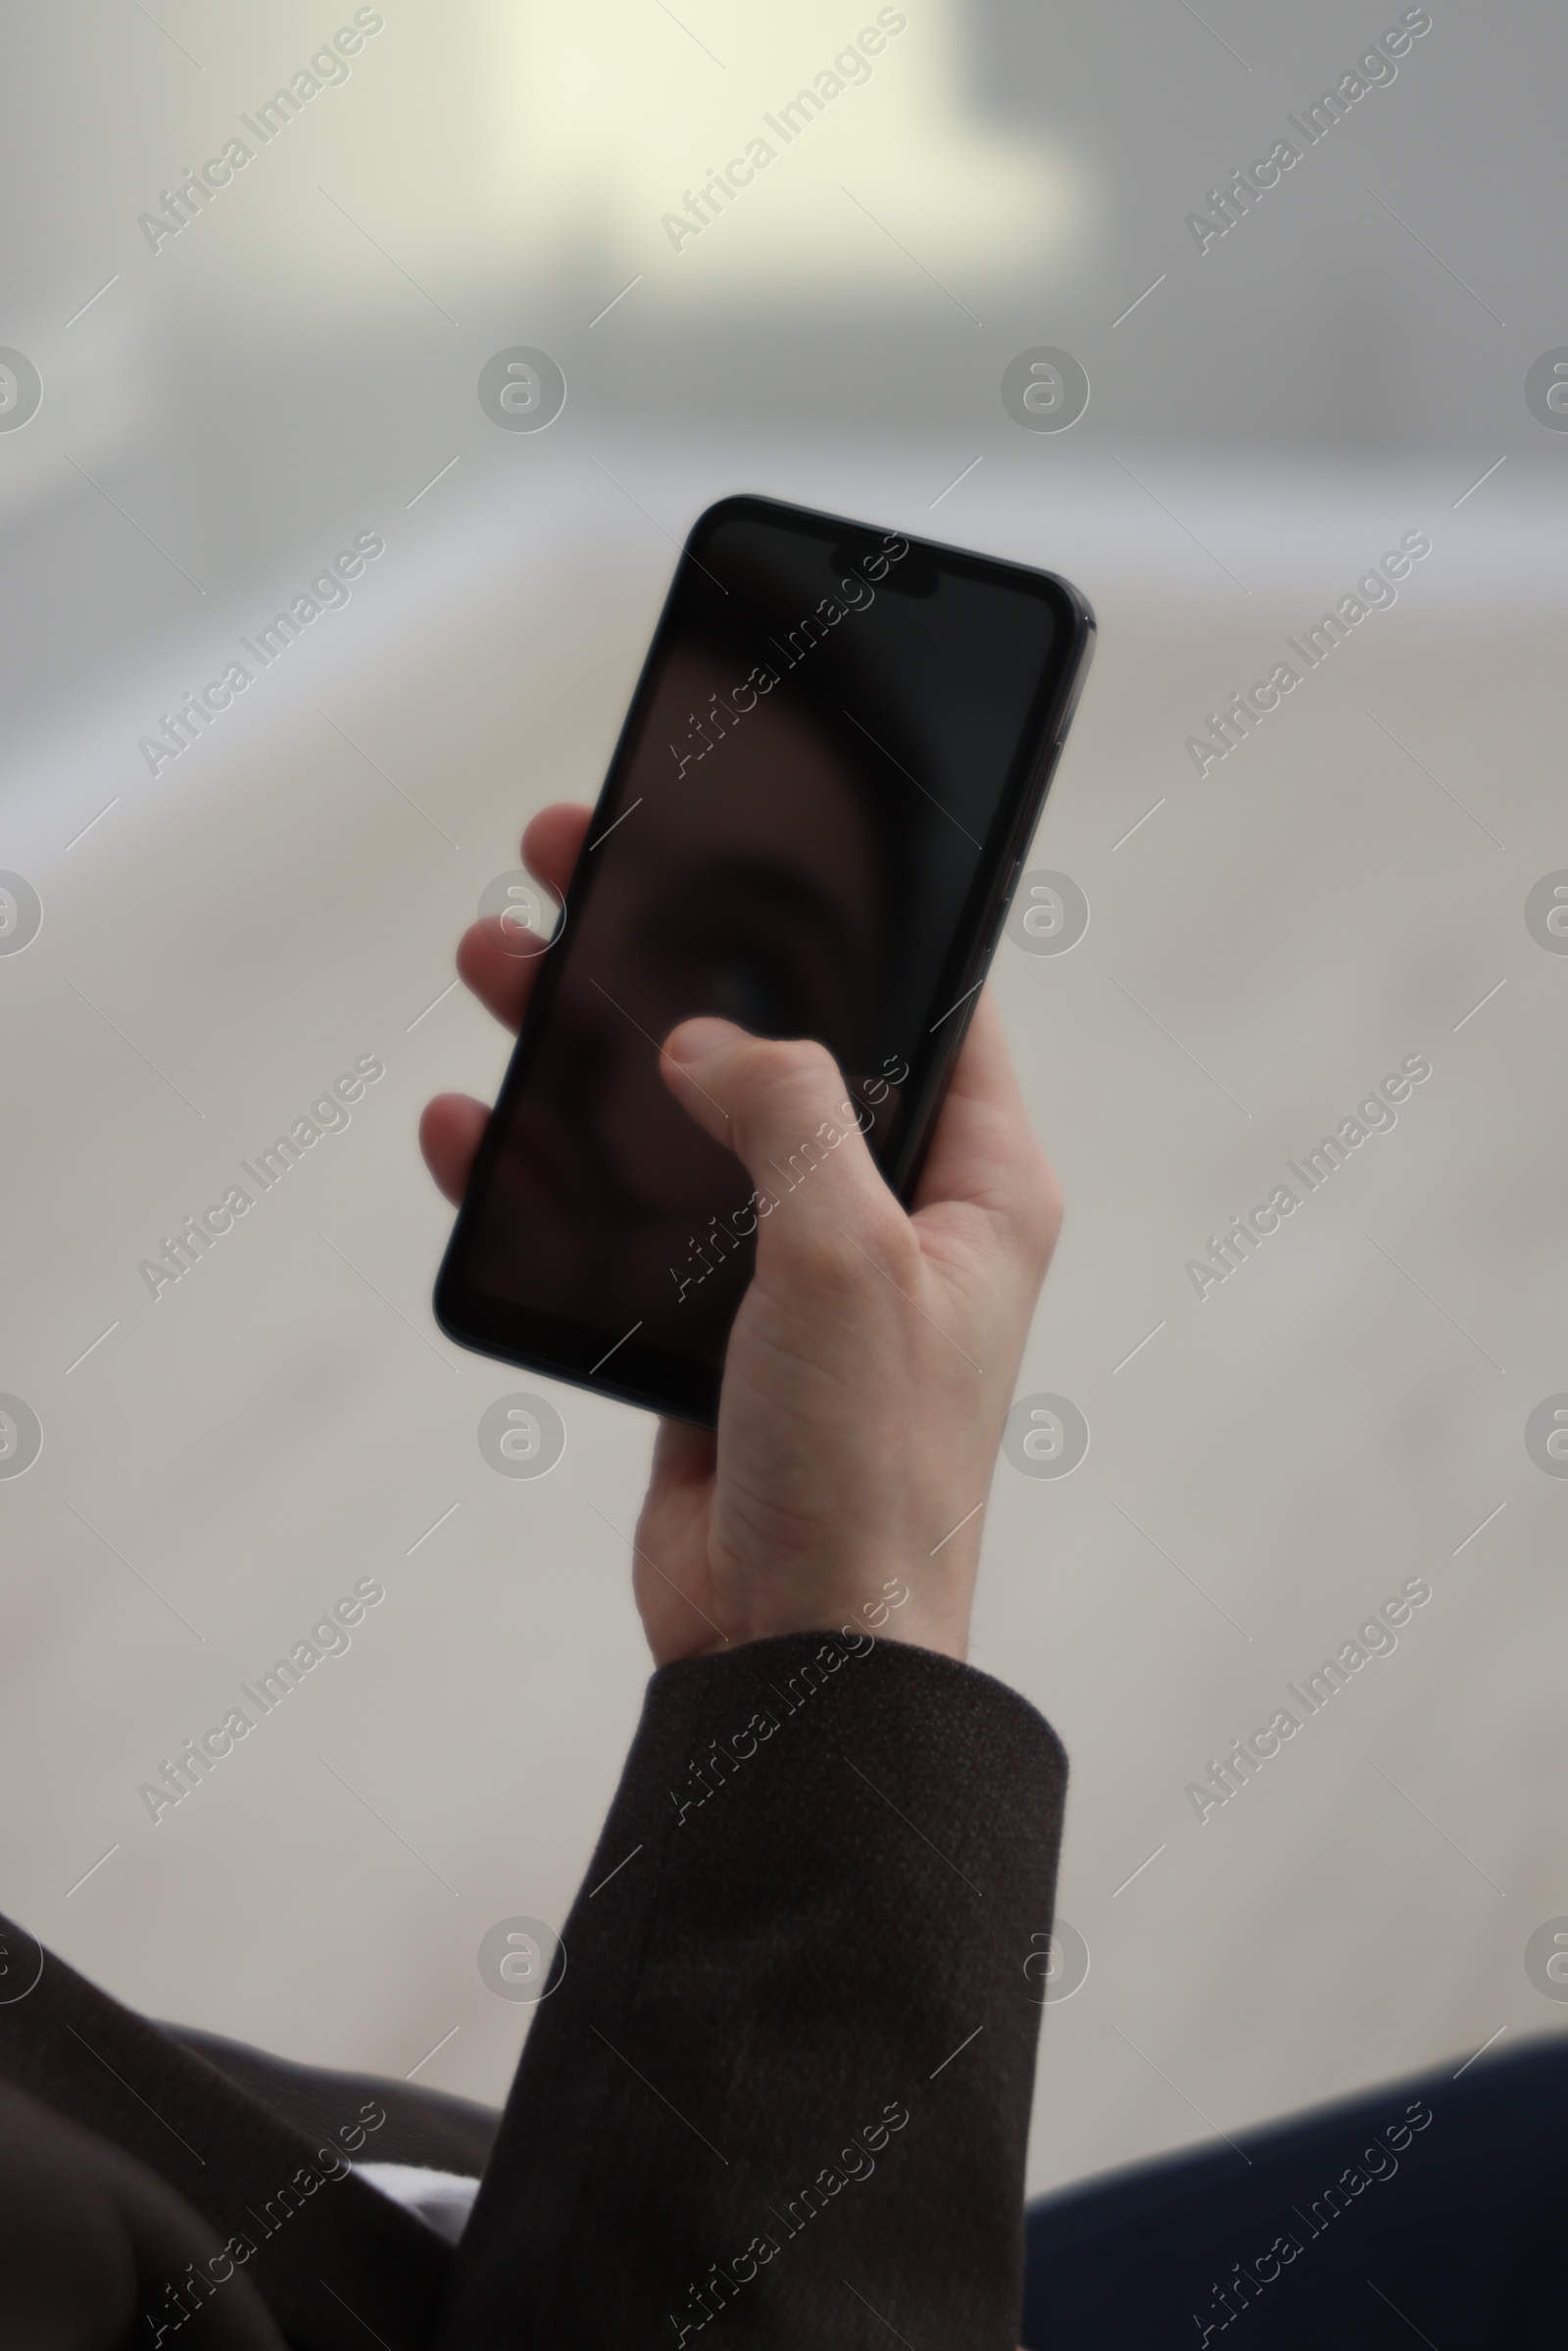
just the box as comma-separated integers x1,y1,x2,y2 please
422,806,1061,1667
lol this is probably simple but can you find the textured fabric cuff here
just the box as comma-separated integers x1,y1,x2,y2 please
441,1631,1068,2349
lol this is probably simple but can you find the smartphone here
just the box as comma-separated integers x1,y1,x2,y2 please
434,493,1094,1426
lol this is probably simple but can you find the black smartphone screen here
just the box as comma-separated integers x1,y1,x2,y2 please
435,495,1093,1423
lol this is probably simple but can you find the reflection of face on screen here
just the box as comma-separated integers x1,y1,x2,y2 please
462,512,1060,1370
466,643,884,1359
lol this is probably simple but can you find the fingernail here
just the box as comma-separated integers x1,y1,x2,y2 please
665,1016,743,1066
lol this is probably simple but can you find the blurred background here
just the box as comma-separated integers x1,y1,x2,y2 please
2,0,1565,2202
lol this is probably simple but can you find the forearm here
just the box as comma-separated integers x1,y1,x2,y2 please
437,1632,1067,2349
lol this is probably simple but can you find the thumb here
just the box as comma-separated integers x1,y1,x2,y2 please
661,1018,894,1247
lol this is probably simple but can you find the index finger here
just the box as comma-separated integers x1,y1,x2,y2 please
458,802,591,1033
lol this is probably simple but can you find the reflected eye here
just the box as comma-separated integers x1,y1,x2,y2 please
672,941,802,1033
648,865,859,1039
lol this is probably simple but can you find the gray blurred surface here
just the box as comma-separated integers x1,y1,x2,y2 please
1,0,1565,2202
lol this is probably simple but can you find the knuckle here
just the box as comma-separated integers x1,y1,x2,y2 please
841,1204,922,1301
745,1034,838,1094
874,1207,925,1287
1014,1151,1063,1267
732,1035,848,1156
737,1035,810,1091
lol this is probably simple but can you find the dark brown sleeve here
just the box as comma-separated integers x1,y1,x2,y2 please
437,1630,1068,2350
0,1916,451,2350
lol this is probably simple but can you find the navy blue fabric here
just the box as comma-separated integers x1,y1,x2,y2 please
1021,2039,1568,2349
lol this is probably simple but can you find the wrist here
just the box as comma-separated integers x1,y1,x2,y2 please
720,1570,971,1665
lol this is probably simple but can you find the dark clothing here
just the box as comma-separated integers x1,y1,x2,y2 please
1,1633,1067,2348
1020,2037,1568,2349
6,1629,1556,2345
161,2026,501,2179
